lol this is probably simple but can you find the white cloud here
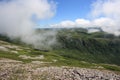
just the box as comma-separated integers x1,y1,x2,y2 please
91,0,120,19
0,0,55,36
51,0,120,35
51,19,91,28
0,0,57,49
75,19,91,28
91,0,120,35
51,20,75,28
59,20,75,28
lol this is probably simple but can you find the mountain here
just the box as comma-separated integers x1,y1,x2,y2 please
0,28,120,65
0,28,120,79
56,28,120,65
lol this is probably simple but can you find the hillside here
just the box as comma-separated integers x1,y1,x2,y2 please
0,28,120,79
0,28,120,66
57,28,120,65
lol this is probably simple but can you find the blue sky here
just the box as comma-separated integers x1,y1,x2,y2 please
39,0,96,26
0,0,119,35
0,0,96,26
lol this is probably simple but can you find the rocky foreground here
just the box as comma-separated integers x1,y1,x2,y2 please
0,59,120,80
0,40,120,80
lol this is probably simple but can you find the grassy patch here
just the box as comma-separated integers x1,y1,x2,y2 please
101,64,120,71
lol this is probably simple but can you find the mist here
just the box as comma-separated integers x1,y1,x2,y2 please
0,0,57,49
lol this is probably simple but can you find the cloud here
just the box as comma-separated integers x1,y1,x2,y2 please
91,0,120,35
0,0,57,49
51,20,75,28
0,0,55,36
91,0,120,19
51,0,120,35
75,19,91,28
51,19,91,28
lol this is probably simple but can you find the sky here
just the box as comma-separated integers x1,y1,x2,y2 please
39,0,96,26
0,0,120,35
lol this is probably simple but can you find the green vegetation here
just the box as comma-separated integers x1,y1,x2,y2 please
0,28,120,71
57,29,120,65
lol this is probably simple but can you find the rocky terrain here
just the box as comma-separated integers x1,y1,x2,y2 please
0,36,120,80
0,58,120,80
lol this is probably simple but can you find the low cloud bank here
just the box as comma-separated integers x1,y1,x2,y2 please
51,0,120,35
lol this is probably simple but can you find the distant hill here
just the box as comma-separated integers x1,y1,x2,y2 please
0,28,120,66
56,28,120,65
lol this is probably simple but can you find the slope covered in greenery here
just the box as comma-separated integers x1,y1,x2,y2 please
56,28,120,65
0,28,120,71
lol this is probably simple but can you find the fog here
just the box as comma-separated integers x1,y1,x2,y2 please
0,0,57,49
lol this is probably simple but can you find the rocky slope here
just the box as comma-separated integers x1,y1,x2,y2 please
0,58,120,80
